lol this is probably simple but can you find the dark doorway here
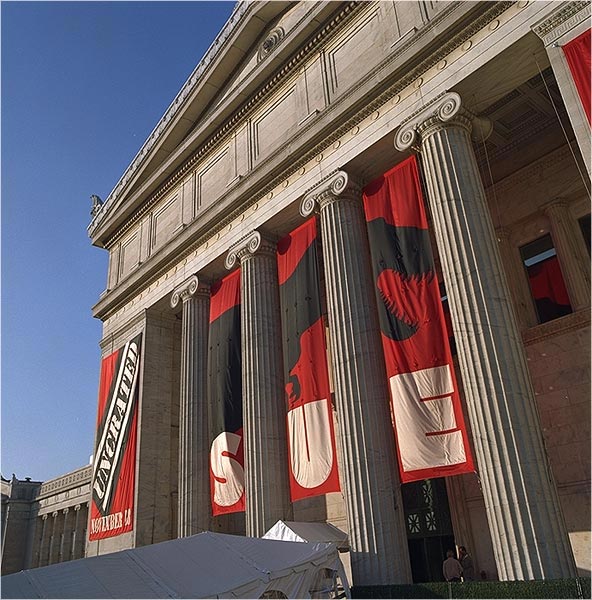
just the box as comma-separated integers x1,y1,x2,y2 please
402,478,455,583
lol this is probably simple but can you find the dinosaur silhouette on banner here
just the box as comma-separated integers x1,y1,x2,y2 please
363,156,475,483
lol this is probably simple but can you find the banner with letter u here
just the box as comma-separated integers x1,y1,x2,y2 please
208,269,245,515
90,333,142,540
363,156,475,483
277,218,340,501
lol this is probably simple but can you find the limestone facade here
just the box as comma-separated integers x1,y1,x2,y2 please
1,467,91,575
84,0,590,585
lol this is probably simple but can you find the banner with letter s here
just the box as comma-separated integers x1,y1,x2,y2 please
90,333,142,540
208,269,245,515
363,156,475,483
277,218,340,501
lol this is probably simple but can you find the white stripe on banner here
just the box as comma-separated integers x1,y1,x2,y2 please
390,365,466,472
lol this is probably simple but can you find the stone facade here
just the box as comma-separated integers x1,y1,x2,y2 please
83,0,589,586
1,467,91,575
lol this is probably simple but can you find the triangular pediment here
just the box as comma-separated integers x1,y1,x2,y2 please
90,1,343,246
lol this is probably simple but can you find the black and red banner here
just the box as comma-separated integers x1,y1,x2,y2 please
208,269,245,515
90,333,142,540
363,156,474,483
277,219,340,501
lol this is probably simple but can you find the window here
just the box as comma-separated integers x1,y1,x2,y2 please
520,234,572,324
579,213,591,255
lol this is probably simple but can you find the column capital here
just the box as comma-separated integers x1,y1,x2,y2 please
51,511,58,518
225,230,275,270
62,507,69,515
541,197,568,215
74,504,81,511
300,170,362,217
171,275,209,308
495,226,512,242
42,514,49,521
395,92,492,151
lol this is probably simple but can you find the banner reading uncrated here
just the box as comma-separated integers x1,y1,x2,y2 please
90,333,142,540
363,156,474,483
208,269,245,515
277,219,340,501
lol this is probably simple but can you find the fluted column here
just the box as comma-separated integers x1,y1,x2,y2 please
71,504,81,560
542,198,590,311
48,511,58,565
495,227,538,330
396,92,576,580
226,231,292,537
301,173,412,586
171,275,211,537
78,503,89,559
37,515,48,567
59,508,70,562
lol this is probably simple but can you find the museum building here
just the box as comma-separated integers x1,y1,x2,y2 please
8,0,590,586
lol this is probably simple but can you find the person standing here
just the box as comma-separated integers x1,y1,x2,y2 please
443,549,463,582
459,546,475,581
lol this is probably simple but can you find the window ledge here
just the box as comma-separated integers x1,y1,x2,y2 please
522,308,591,345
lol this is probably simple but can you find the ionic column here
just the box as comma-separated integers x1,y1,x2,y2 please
48,511,58,565
37,514,48,567
59,508,69,562
171,275,211,537
542,198,590,311
495,227,538,330
396,92,576,580
226,231,292,537
301,173,412,586
71,505,80,560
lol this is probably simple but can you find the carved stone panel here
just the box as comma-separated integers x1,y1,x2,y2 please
325,6,386,98
181,174,196,225
119,231,141,279
251,83,299,161
151,193,181,250
196,145,232,210
107,245,120,290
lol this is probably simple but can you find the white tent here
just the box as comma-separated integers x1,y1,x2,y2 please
263,521,349,552
263,521,350,598
2,532,348,599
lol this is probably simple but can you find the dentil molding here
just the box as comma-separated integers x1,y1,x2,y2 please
532,1,590,47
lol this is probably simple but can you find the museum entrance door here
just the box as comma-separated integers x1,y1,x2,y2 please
402,478,455,583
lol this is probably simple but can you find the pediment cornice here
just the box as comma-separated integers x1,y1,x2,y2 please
89,1,355,246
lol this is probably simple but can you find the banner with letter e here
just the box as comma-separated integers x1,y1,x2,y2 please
90,333,142,540
363,156,475,483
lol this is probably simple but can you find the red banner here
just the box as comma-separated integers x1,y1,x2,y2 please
277,219,340,501
363,156,475,483
89,333,142,540
208,269,245,515
563,29,591,124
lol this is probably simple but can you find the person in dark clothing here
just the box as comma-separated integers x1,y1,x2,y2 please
459,546,475,581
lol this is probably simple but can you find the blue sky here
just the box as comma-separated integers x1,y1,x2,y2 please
2,1,235,482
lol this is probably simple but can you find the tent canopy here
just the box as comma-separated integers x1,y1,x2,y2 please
2,532,347,599
263,520,349,552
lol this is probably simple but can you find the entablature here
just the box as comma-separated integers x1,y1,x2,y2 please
93,0,547,323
